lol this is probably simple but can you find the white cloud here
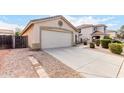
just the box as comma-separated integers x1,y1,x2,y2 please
64,15,115,27
97,17,115,22
107,23,117,27
106,23,118,30
0,20,24,31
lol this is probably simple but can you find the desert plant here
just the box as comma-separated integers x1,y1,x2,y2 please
100,39,111,49
95,39,100,46
109,43,123,54
90,42,95,48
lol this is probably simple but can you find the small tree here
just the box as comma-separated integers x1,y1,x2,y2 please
15,28,21,36
15,31,20,36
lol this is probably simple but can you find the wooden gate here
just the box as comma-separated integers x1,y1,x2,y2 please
0,35,28,49
15,36,28,48
0,35,13,49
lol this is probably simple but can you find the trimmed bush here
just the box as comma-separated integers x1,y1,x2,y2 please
90,42,95,48
122,43,124,47
95,39,100,46
111,40,122,44
100,39,111,49
103,36,112,39
109,43,123,54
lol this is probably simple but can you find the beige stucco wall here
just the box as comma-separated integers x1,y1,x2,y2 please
22,25,34,36
23,18,77,49
22,25,34,48
33,18,76,48
35,18,76,32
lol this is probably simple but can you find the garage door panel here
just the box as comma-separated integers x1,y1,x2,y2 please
41,30,72,49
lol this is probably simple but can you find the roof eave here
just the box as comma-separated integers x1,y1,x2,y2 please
20,21,34,35
21,15,79,35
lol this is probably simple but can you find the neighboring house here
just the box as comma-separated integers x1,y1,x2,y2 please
106,30,117,39
0,29,14,35
21,15,79,50
77,24,107,42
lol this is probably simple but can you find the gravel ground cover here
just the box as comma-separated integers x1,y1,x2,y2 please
33,51,81,78
0,48,81,78
0,49,38,78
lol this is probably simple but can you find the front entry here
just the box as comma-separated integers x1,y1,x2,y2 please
92,36,100,42
75,35,78,44
92,36,100,39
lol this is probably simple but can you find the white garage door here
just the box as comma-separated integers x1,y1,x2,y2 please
41,30,72,49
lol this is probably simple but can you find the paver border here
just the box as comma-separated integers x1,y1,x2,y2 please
28,56,49,78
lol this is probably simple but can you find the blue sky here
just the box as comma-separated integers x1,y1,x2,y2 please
0,15,123,31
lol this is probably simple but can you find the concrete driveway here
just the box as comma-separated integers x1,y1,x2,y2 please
45,47,124,78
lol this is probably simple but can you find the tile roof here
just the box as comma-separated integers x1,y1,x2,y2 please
95,24,107,27
77,24,94,29
77,24,107,29
91,31,105,36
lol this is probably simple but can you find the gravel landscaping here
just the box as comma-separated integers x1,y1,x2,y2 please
33,51,81,78
0,48,81,78
0,49,38,78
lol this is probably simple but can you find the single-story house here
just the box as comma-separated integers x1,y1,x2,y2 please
0,29,14,35
21,15,79,50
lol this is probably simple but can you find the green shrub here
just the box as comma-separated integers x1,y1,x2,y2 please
122,43,124,47
109,43,123,54
103,36,112,39
95,39,100,46
100,39,111,49
111,40,122,43
90,42,95,48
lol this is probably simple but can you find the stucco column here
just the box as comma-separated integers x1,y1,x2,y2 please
89,36,92,42
12,35,15,49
